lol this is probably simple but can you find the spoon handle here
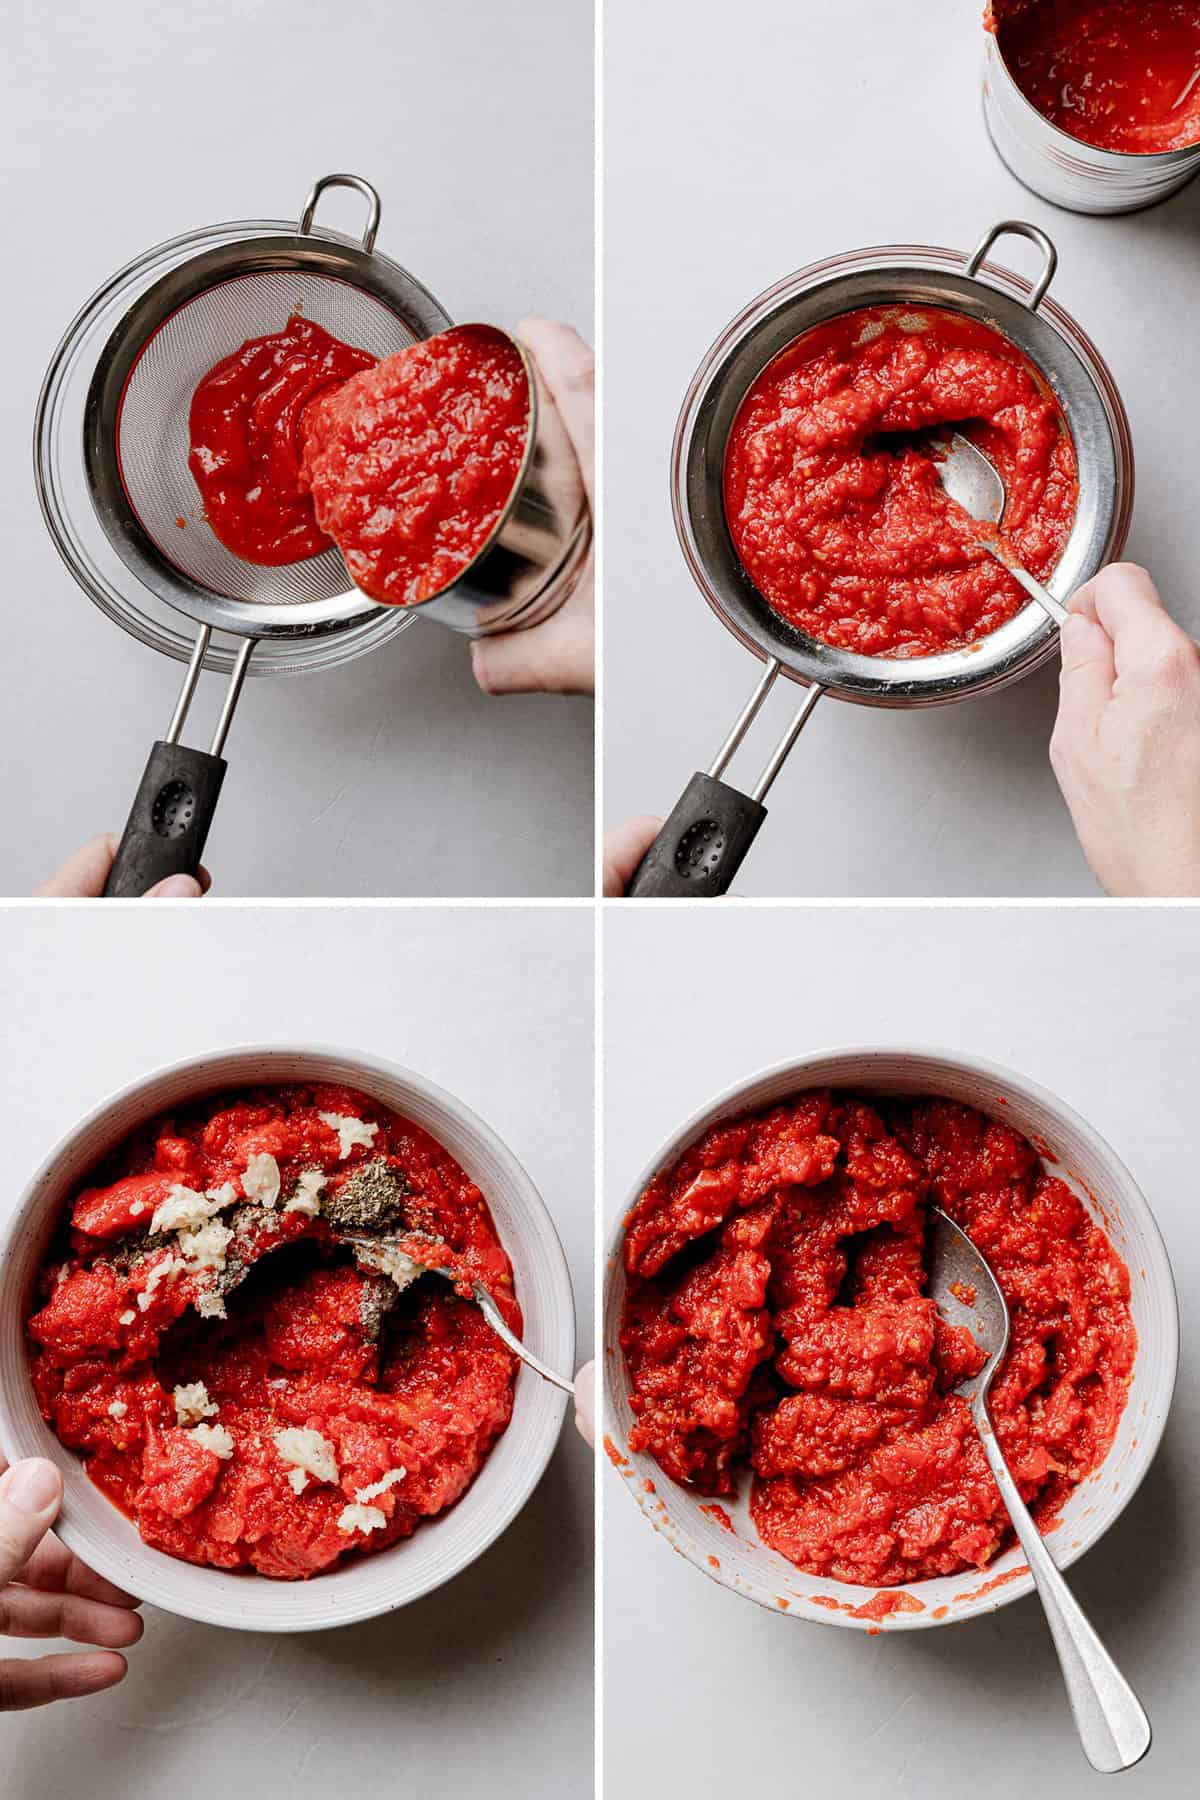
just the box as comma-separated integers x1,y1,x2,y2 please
986,546,1071,626
975,1412,1151,1773
336,1228,576,1395
470,1282,576,1395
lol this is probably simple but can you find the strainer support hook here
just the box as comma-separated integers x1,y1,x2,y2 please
298,173,382,253
966,220,1057,311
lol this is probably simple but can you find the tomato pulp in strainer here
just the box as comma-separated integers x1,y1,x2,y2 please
188,317,376,566
26,1084,519,1579
989,1,1200,155
722,306,1079,658
619,1091,1135,1588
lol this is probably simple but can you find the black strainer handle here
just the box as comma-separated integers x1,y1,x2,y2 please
103,741,226,897
102,628,251,897
627,673,825,898
628,773,767,898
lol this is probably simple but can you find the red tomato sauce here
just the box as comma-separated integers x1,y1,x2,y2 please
299,325,530,608
990,1,1200,154
722,306,1078,658
619,1092,1135,1587
27,1084,519,1580
187,318,376,565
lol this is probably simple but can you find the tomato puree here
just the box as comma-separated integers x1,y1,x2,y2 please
990,2,1200,154
300,325,530,607
187,318,376,565
620,1092,1134,1587
27,1084,519,1580
723,306,1078,658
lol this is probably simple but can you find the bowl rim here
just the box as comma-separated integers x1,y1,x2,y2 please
602,1041,1180,1631
0,1040,575,1632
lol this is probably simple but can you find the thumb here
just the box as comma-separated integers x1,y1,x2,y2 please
144,874,204,899
1056,611,1115,741
573,1360,595,1449
515,319,595,509
603,816,664,896
0,1459,63,1582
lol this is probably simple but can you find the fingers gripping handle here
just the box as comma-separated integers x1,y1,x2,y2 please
102,741,226,898
628,773,768,897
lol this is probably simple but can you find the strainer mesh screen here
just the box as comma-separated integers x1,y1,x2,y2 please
115,270,415,607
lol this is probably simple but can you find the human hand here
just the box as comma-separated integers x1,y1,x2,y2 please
603,816,663,896
0,1456,142,1710
1050,563,1200,897
35,836,211,899
471,319,594,698
573,1360,595,1450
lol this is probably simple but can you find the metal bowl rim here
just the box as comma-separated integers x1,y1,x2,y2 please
671,240,1133,706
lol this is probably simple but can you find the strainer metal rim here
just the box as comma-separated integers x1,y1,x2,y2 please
34,216,448,676
672,237,1133,709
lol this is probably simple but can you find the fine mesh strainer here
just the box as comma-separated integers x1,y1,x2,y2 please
101,266,426,617
630,221,1134,897
37,173,452,896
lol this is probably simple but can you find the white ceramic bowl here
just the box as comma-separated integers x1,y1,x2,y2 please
603,1045,1178,1632
0,1044,574,1633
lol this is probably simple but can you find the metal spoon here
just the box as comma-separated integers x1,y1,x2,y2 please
931,432,1070,627
927,1205,1150,1773
337,1227,575,1395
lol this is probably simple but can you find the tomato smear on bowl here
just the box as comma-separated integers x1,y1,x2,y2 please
27,1084,519,1580
619,1092,1135,1588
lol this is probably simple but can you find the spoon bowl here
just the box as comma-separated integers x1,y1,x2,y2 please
933,430,1006,528
926,1199,1010,1388
931,433,1071,626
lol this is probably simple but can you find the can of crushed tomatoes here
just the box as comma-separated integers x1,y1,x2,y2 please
410,331,592,637
982,28,1200,215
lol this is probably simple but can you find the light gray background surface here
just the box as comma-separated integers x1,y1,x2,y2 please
0,904,594,1799
603,904,1197,1797
604,0,1200,896
2,0,593,897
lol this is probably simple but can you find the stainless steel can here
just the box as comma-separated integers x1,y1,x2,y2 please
983,29,1200,215
406,326,591,637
